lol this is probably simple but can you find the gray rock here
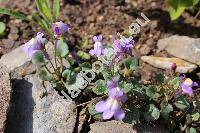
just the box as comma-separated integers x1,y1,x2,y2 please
89,121,137,133
157,35,200,64
0,65,11,131
5,73,77,133
0,45,31,72
141,56,197,73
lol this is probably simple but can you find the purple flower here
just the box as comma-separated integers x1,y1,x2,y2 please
52,21,70,37
112,37,134,61
95,87,127,120
180,78,198,95
107,77,119,89
23,32,48,58
89,35,104,57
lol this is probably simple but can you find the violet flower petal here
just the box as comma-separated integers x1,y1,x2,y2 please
114,108,125,120
102,109,115,120
95,101,108,112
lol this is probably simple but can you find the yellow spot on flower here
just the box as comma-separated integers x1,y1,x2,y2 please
184,78,193,86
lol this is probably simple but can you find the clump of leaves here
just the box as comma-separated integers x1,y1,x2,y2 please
167,0,200,20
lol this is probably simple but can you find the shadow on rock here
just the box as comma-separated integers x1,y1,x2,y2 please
4,78,35,133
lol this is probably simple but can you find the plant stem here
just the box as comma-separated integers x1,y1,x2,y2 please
195,9,200,19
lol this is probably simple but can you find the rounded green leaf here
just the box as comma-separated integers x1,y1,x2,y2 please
144,104,160,122
174,96,190,110
0,22,6,36
56,39,69,57
191,112,200,121
62,69,71,78
32,51,45,65
92,80,108,95
39,68,53,81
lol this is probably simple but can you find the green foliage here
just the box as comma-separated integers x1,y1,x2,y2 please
174,96,190,110
120,82,134,93
77,51,91,60
35,0,52,22
32,13,50,33
92,80,108,95
124,57,138,71
88,100,103,121
191,112,200,121
39,68,53,81
161,101,173,120
169,77,181,90
62,69,71,79
32,51,45,65
56,39,69,57
145,86,160,100
0,8,28,20
155,74,165,83
123,106,140,124
144,104,160,121
53,0,60,21
0,22,6,36
186,127,197,133
167,0,200,20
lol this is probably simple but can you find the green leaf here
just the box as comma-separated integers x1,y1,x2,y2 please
192,0,200,6
53,0,60,21
88,100,103,121
186,127,197,133
101,66,112,80
81,36,88,49
125,57,138,70
62,69,71,79
119,81,134,93
145,86,160,100
32,51,45,65
39,68,53,81
123,106,140,124
161,102,173,120
56,39,69,57
32,13,50,33
77,51,90,60
144,104,160,122
93,80,108,95
155,74,165,83
169,5,185,20
35,0,52,22
169,77,181,90
81,62,92,70
0,8,28,20
191,112,200,121
0,22,6,36
174,96,190,110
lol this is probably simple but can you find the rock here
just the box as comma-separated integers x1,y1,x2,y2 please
140,45,151,55
2,39,14,49
89,121,137,133
0,45,31,72
5,73,77,133
75,17,84,25
8,33,19,40
157,35,200,64
141,56,197,73
0,65,11,131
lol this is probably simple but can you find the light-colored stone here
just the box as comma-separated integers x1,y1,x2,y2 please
141,56,197,73
89,121,137,133
0,45,30,72
5,73,77,133
157,35,200,64
0,65,11,131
